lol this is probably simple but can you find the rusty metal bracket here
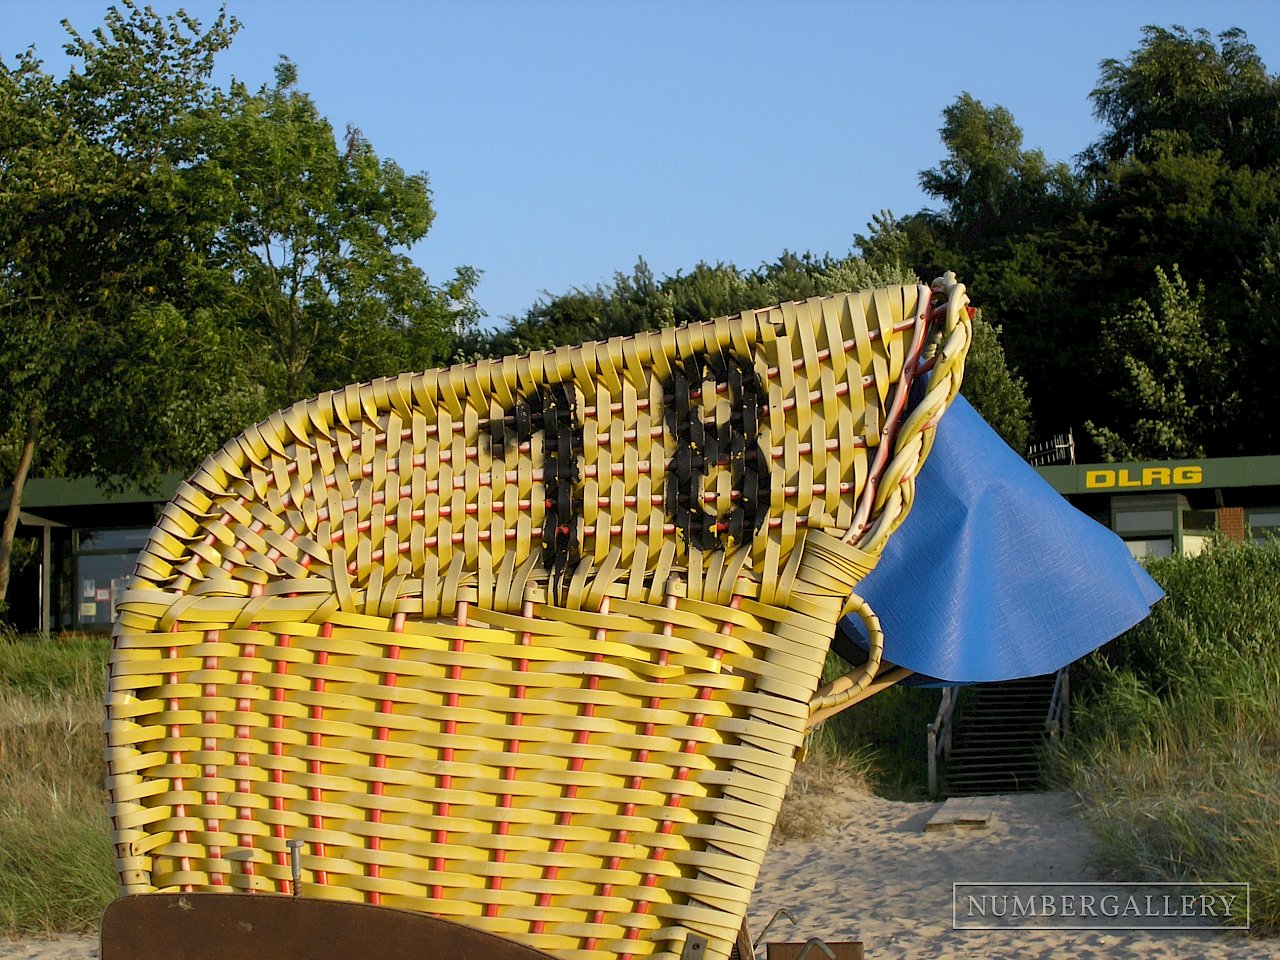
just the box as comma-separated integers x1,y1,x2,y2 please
680,932,709,960
753,907,798,951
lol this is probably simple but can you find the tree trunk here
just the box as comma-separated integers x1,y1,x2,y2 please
0,409,41,612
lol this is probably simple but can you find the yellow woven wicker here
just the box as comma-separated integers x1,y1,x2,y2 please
105,275,972,960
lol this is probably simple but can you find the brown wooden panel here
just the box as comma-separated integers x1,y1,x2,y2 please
766,941,863,960
100,894,557,960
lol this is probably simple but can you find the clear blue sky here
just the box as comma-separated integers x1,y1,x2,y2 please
5,1,1279,324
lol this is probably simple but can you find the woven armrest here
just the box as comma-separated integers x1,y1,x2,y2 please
106,277,971,960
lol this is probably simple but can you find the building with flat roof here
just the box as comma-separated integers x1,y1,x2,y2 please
3,455,1279,633
1037,455,1280,558
1,474,180,634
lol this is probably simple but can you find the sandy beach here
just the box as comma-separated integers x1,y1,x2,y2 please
745,790,1275,960
3,789,1274,959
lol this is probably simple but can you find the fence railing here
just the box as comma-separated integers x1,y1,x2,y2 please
927,686,958,798
1045,666,1070,740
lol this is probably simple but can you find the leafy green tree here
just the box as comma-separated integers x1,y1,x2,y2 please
1087,134,1278,298
195,60,479,405
866,32,1280,458
1087,26,1280,172
1078,26,1279,456
918,94,1077,253
1,3,475,613
1086,266,1237,460
855,216,1034,449
855,96,1094,446
961,312,1033,453
0,2,249,608
1238,220,1280,453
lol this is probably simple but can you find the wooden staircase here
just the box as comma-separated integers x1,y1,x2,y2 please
939,674,1059,797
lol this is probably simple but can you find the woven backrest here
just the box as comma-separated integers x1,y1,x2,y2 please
106,276,972,960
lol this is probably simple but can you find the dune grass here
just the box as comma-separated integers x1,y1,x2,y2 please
808,659,940,801
774,742,875,842
1049,538,1280,935
0,634,116,936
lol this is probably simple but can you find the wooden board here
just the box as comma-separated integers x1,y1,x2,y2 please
924,797,994,832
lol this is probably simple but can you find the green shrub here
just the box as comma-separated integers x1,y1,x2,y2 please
1052,539,1280,935
1073,537,1280,698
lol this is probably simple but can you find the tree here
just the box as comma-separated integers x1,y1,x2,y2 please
856,97,1095,446
195,60,479,405
1079,26,1280,456
961,312,1033,453
1,2,249,609
856,216,1034,449
1,3,476,613
1085,266,1237,460
1087,26,1280,172
866,35,1280,457
918,94,1078,252
1239,221,1280,454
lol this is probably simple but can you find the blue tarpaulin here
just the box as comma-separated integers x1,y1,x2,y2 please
843,396,1164,684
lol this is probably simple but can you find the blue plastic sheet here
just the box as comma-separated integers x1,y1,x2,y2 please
841,396,1164,684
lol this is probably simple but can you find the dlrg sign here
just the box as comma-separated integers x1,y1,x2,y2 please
1085,466,1204,490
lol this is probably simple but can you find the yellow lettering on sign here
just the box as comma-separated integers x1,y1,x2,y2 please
1081,465,1203,490
1086,470,1114,489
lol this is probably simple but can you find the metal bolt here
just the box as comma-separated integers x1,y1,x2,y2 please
286,839,304,895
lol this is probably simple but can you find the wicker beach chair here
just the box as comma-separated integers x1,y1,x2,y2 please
102,274,972,960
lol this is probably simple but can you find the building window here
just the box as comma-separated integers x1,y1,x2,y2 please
1248,509,1280,543
76,527,150,631
1124,538,1174,560
1114,509,1176,535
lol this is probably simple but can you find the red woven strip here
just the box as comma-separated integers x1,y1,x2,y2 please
269,548,309,894
431,600,469,901
234,618,259,886
622,596,738,957
270,631,293,893
531,598,610,939
485,599,535,919
309,624,332,886
166,624,193,892
202,629,225,887
366,611,405,905
847,289,935,540
620,596,680,957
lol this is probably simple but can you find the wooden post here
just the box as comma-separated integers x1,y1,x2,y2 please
41,523,51,635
